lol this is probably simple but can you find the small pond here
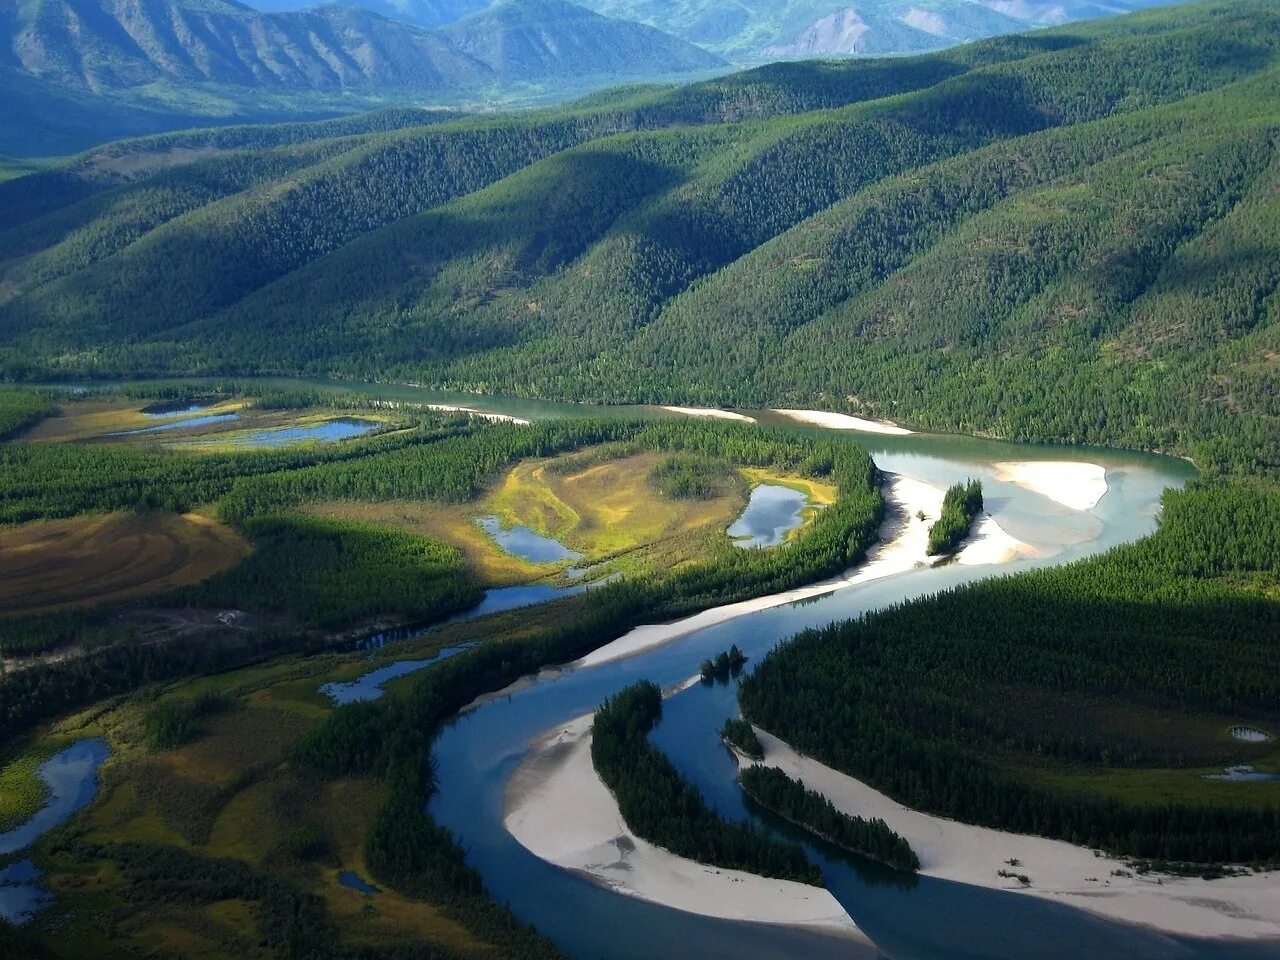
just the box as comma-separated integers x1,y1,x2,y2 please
0,860,50,925
141,400,213,418
476,516,582,564
1204,765,1280,783
207,418,381,448
320,644,474,705
1230,725,1271,743
445,583,591,624
0,739,109,856
727,484,809,548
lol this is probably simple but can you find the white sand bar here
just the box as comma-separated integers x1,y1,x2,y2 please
504,714,870,943
660,406,757,423
575,473,1020,670
423,403,531,425
773,409,913,435
750,728,1280,940
957,514,1034,566
993,461,1107,511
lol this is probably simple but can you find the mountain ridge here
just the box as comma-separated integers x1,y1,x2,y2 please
0,0,724,153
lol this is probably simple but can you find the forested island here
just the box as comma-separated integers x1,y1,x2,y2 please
591,681,820,884
927,479,983,555
741,484,1280,866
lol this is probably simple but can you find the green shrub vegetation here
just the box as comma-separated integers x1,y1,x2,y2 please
700,644,747,683
740,765,920,872
592,681,820,884
927,479,983,555
741,483,1280,865
649,454,739,500
0,388,53,440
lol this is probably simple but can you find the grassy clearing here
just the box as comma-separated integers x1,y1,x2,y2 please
19,398,248,444
24,631,495,958
305,448,755,587
0,739,57,832
492,449,746,559
1027,756,1280,809
0,510,251,619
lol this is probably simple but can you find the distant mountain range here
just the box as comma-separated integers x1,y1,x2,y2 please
570,0,1183,60
240,0,1185,62
0,0,722,154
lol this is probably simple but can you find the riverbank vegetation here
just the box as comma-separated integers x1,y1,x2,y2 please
927,479,983,555
592,681,820,884
720,718,763,760
741,483,1280,865
739,765,920,872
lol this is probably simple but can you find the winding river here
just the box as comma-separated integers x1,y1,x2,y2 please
54,378,1268,958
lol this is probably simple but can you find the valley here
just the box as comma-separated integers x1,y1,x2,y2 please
1,3,1279,958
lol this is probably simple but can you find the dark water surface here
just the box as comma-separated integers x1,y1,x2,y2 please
728,483,809,547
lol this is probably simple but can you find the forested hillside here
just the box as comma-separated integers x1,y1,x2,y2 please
1,1,1277,476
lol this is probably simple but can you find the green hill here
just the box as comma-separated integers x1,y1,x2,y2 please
1,0,1277,475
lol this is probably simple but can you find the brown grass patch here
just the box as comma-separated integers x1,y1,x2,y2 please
0,510,250,618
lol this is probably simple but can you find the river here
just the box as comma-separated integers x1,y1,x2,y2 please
57,377,1266,958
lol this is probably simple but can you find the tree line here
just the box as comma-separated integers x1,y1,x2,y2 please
739,765,919,872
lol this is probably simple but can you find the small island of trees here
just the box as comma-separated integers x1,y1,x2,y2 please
927,479,983,555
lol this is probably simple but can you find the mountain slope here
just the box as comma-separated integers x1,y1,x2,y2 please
0,0,491,92
243,0,492,28
0,0,723,154
0,1,1277,474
